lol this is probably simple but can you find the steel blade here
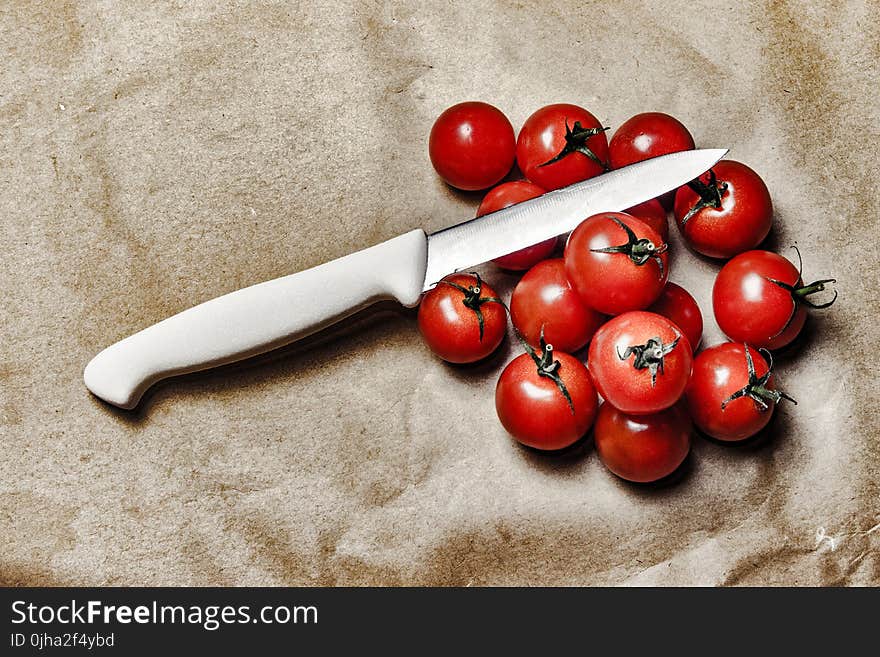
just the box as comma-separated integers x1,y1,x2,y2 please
423,148,727,289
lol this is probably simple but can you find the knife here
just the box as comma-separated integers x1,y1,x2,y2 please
84,148,726,409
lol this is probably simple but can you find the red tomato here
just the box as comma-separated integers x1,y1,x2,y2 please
418,273,507,363
477,181,556,270
625,198,668,242
686,343,796,442
516,103,609,191
713,249,837,350
674,160,772,259
588,311,692,415
564,213,669,315
510,259,605,353
594,402,691,483
609,112,695,209
429,102,515,191
496,341,598,450
647,282,703,350
609,112,696,169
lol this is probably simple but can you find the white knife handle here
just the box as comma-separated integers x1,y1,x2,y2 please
84,229,429,409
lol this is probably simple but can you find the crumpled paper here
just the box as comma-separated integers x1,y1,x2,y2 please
1,0,877,585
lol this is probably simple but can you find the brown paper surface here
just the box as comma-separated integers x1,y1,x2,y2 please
1,1,878,586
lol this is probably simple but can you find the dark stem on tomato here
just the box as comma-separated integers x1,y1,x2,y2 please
680,169,728,226
517,327,575,414
721,345,797,412
590,216,668,278
616,330,681,388
766,246,838,340
538,120,610,171
437,272,506,341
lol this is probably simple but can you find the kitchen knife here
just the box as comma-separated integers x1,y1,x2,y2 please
84,148,727,409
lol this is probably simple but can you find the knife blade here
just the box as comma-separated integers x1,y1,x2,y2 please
84,148,726,409
424,148,726,288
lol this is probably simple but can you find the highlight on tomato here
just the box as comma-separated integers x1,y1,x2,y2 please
564,213,669,315
594,402,692,483
609,112,696,169
686,342,796,442
418,272,507,364
713,247,837,350
588,311,692,415
516,103,609,191
510,258,605,354
429,101,516,191
674,160,773,259
496,332,598,451
609,112,695,209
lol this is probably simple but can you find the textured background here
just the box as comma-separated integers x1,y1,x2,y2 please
1,0,878,585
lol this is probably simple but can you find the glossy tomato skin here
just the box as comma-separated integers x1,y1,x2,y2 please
418,273,506,363
516,103,609,191
594,402,691,483
588,311,693,415
674,160,772,259
564,213,669,315
429,102,515,191
510,259,605,353
609,113,695,209
496,351,598,450
713,251,805,350
686,343,779,441
625,198,668,242
477,181,556,270
647,282,704,351
609,112,696,169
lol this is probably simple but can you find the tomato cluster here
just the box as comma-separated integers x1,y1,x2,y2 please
422,102,837,484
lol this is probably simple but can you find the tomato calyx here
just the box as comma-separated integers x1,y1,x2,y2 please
518,328,575,414
590,216,668,278
538,120,610,171
766,246,838,339
681,169,729,226
437,273,505,341
617,330,681,387
721,345,797,412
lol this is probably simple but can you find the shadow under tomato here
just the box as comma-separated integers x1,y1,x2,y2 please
606,449,695,493
438,181,486,205
694,402,789,452
513,429,595,474
758,218,787,254
440,333,515,382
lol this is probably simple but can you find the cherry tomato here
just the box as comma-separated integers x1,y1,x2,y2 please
418,273,507,363
496,340,598,450
564,213,669,315
609,112,695,209
477,181,556,270
429,102,515,191
713,248,837,350
516,103,609,191
609,112,696,169
625,198,668,242
594,402,691,483
647,282,703,351
588,311,692,415
510,259,605,353
686,343,796,442
674,160,772,259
